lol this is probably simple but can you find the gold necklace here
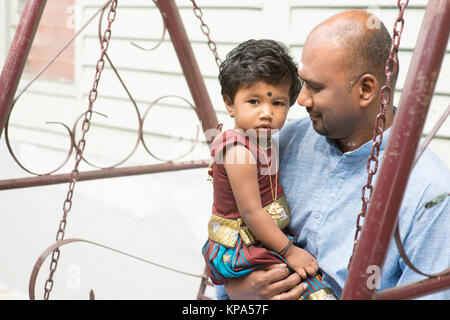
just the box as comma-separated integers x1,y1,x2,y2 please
257,139,284,218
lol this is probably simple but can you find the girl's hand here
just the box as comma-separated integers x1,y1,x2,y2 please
284,246,319,279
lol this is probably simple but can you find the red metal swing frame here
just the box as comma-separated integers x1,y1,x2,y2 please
0,0,449,300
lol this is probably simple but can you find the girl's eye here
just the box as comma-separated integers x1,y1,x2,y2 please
273,101,286,107
248,99,259,105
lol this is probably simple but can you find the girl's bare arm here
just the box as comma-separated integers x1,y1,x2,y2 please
223,144,290,253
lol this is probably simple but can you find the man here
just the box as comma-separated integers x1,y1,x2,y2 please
217,9,450,299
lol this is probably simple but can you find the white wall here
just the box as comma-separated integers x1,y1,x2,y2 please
0,0,449,299
4,0,450,165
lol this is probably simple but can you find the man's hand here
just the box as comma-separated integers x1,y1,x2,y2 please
223,264,308,300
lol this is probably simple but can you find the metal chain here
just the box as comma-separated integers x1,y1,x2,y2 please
43,0,119,300
188,0,222,299
189,0,222,69
350,0,409,263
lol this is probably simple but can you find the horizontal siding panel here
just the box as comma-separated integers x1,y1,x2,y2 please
89,96,203,138
20,0,450,139
7,102,211,168
81,5,263,44
290,0,428,8
17,76,78,98
419,95,450,137
390,93,449,137
81,91,229,117
79,65,223,109
80,6,165,40
8,90,80,130
6,124,210,170
428,138,450,169
81,37,230,78
289,7,438,50
176,0,263,9
80,0,264,10
178,6,263,44
71,93,231,142
6,0,450,160
394,51,450,95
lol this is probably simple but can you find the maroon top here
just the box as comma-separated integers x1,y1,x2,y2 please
209,129,284,219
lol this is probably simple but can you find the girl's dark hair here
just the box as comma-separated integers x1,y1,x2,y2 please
219,39,302,106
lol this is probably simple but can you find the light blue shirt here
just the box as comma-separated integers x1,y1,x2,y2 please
216,116,449,300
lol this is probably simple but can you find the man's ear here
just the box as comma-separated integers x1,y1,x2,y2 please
357,74,378,108
223,95,234,117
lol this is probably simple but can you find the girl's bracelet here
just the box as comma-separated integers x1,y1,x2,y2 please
278,239,294,257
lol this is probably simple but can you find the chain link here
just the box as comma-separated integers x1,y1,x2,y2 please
350,1,409,264
43,0,119,300
189,0,222,69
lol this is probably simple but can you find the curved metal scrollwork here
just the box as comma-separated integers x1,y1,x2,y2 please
5,117,75,176
130,0,167,52
29,238,203,300
3,0,209,299
5,0,202,176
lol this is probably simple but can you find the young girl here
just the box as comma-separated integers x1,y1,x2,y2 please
202,39,336,300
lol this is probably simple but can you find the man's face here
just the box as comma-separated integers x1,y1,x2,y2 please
297,35,360,140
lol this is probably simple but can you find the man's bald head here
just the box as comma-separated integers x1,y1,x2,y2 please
306,10,398,90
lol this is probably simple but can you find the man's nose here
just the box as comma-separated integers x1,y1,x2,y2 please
297,86,313,108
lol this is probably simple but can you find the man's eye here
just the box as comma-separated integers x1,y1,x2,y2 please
307,83,321,93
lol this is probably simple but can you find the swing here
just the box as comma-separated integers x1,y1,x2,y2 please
19,0,219,300
0,0,448,300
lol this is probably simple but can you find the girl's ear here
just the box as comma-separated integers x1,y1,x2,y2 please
223,95,234,118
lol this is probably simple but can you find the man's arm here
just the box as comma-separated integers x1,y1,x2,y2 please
223,263,308,300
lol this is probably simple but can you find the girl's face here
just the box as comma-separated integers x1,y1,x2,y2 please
224,81,291,136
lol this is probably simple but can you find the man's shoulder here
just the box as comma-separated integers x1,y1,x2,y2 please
403,147,450,216
410,148,450,189
282,117,311,132
279,117,312,142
